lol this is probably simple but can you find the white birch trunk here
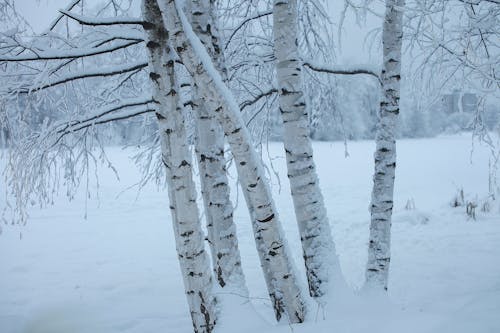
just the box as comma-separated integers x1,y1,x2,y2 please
273,0,339,297
365,0,405,291
142,1,216,331
192,84,246,290
156,0,305,323
186,0,246,292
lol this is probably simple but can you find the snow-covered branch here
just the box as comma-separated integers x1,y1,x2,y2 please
44,0,82,33
51,96,155,144
303,61,381,82
56,96,154,133
57,106,153,136
0,39,142,62
13,61,148,93
60,9,148,28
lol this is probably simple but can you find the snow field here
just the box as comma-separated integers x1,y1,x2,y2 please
1,133,499,332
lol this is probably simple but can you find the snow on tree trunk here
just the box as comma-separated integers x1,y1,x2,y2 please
142,1,216,331
365,0,405,292
187,0,246,293
273,0,339,297
192,85,246,291
156,0,305,323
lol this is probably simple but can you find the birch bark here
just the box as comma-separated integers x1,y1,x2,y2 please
187,0,246,292
156,0,305,323
142,0,216,331
273,0,338,297
365,0,405,291
193,87,246,290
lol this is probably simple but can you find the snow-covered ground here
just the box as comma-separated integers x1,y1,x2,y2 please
1,133,499,333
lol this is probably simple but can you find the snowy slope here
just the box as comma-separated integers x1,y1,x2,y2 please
1,133,499,333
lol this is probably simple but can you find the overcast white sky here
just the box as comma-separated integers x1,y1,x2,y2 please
12,0,381,64
14,0,68,31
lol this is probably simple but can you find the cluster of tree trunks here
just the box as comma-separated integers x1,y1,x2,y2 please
2,0,406,331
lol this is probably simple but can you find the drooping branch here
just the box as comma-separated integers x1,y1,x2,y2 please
51,96,155,145
56,96,155,133
59,107,154,134
13,61,148,93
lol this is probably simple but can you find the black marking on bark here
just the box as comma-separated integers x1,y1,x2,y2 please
302,234,319,241
270,293,284,322
142,21,154,30
258,214,274,223
146,40,160,49
217,266,225,287
181,230,194,237
149,72,161,82
198,291,213,332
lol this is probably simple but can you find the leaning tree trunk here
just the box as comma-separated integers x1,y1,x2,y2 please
365,0,405,292
156,0,305,323
191,82,247,291
142,1,216,331
273,0,339,297
186,0,246,293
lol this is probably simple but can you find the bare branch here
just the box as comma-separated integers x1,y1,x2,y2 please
239,88,278,110
224,10,273,50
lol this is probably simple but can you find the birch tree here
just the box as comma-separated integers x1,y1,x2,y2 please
272,0,340,297
1,2,217,331
142,0,216,331
187,0,246,292
365,0,405,291
156,0,306,323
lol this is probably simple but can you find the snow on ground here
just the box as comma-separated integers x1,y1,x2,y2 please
1,133,499,333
